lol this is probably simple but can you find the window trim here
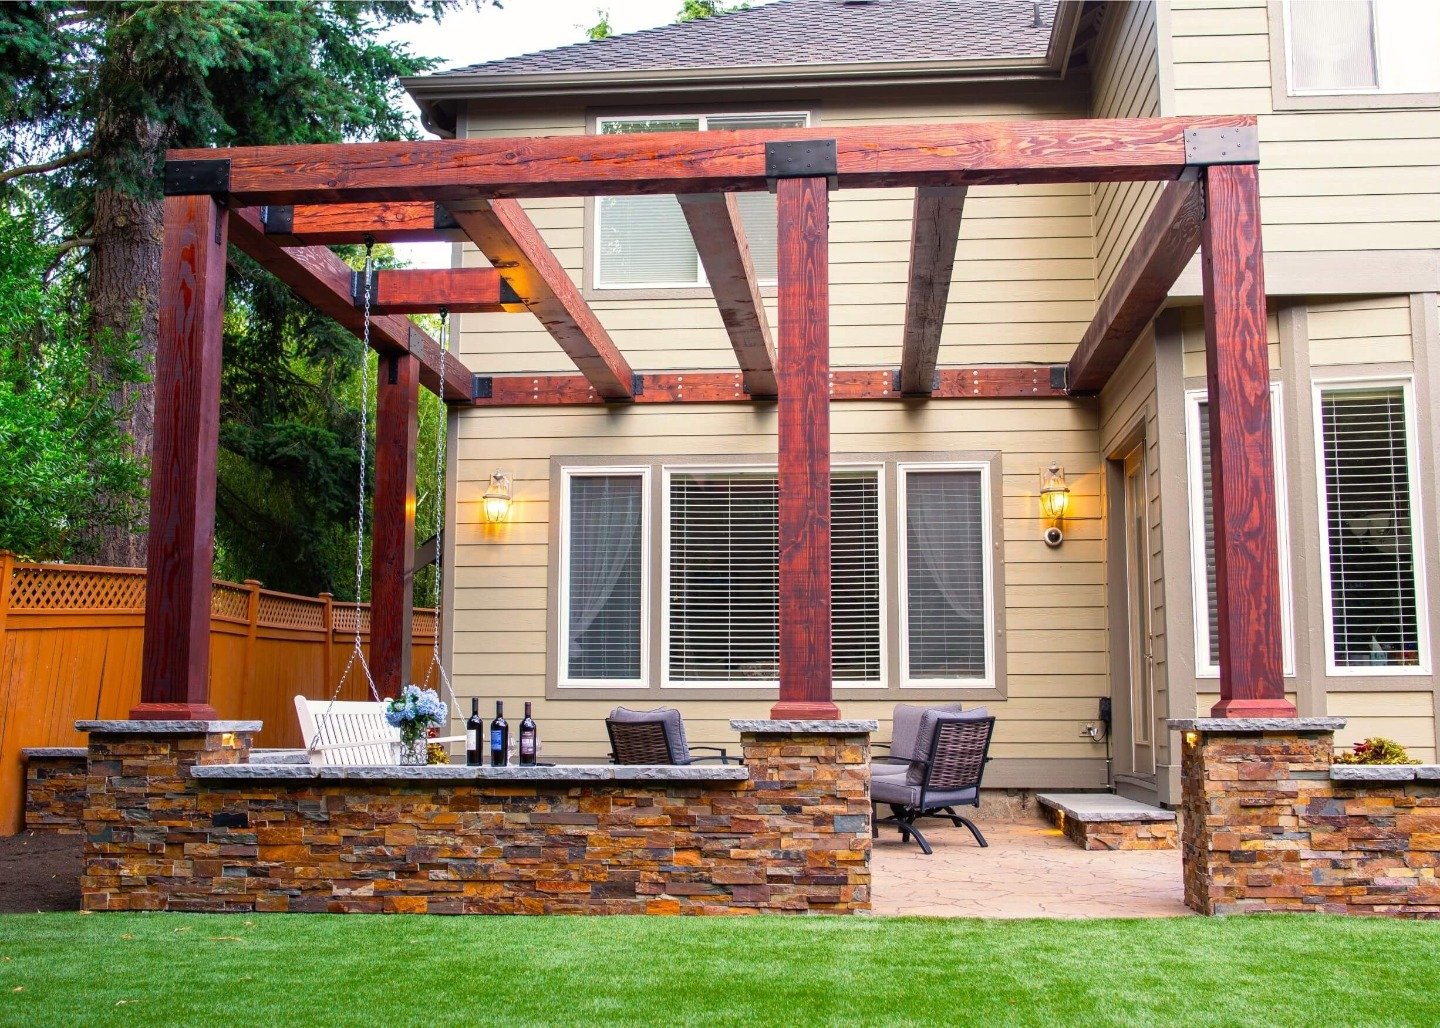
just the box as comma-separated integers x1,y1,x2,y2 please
1267,1,1440,111
1311,375,1431,677
1184,384,1297,679
555,465,652,690
896,460,998,690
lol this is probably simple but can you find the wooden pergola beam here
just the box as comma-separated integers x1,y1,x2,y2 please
262,202,464,245
447,199,635,401
168,116,1255,204
360,268,522,315
899,186,967,395
677,193,778,398
229,207,474,402
1066,174,1204,393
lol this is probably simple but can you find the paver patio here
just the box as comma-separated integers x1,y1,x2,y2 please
870,817,1190,919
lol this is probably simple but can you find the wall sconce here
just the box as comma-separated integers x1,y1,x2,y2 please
1039,463,1070,548
482,470,513,524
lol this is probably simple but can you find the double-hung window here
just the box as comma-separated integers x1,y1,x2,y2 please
1284,0,1440,95
593,112,809,289
1314,380,1428,673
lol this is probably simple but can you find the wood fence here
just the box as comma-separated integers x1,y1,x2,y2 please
0,552,439,834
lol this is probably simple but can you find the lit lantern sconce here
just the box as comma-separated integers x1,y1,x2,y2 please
1039,463,1070,548
482,470,513,524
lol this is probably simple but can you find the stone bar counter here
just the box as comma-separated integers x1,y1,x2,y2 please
77,718,875,916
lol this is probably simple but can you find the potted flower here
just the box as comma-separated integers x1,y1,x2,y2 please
384,685,448,765
1334,736,1420,766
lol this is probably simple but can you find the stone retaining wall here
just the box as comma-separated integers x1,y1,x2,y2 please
1173,718,1440,917
80,720,873,915
21,748,88,832
1051,812,1178,852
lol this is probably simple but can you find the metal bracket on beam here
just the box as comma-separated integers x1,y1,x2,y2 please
473,375,493,399
433,203,459,231
163,158,231,196
892,368,940,396
1050,365,1068,392
765,139,838,192
499,278,523,305
351,269,380,308
1183,125,1259,167
261,205,294,235
631,374,645,397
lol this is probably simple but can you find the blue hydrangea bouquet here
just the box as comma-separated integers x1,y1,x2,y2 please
383,685,448,764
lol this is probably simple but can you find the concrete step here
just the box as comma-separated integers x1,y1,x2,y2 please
1036,792,1178,851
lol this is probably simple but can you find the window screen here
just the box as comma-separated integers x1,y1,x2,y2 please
666,471,880,683
1319,387,1421,668
904,469,988,679
1288,0,1379,92
565,474,644,680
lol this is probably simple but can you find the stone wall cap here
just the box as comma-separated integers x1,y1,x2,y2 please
1167,717,1346,733
730,719,878,734
190,763,750,782
1036,792,1176,823
1416,765,1440,781
76,720,264,734
250,749,309,764
20,747,87,759
1331,764,1440,782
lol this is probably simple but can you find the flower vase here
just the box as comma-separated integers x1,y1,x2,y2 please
398,732,428,766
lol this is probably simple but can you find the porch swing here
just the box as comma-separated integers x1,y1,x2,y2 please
295,241,464,764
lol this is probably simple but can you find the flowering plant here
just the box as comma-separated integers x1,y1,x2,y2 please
1334,736,1419,766
384,685,448,746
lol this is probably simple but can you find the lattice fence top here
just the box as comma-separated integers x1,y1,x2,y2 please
332,604,371,635
8,565,147,612
257,593,326,630
211,584,251,621
413,610,438,637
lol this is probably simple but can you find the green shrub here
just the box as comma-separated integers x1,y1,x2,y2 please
1334,736,1420,765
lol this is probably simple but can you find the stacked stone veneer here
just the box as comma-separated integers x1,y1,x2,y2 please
1053,813,1178,852
22,748,89,832
1175,718,1440,917
80,720,872,915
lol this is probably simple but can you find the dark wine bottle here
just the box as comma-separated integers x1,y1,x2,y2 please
518,701,537,766
466,697,483,766
490,700,509,767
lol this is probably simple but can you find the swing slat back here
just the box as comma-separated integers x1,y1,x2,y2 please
294,695,400,765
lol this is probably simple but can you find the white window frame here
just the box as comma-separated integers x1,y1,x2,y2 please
1312,375,1431,677
1185,384,1297,678
592,110,811,291
555,465,651,690
659,461,887,691
896,460,997,690
1282,0,1438,97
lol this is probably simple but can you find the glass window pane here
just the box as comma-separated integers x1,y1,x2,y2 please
1289,0,1378,92
566,475,643,680
905,470,987,679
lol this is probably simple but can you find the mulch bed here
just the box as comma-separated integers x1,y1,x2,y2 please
0,831,83,913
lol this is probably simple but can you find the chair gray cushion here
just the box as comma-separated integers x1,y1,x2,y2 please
887,702,963,762
872,771,978,809
608,706,690,763
908,706,989,785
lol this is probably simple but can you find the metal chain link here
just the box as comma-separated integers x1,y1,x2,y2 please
423,308,457,713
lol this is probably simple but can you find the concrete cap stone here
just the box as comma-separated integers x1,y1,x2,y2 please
76,720,263,734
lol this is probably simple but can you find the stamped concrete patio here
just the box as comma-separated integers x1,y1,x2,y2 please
870,817,1190,919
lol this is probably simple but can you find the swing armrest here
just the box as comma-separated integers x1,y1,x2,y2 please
308,737,400,754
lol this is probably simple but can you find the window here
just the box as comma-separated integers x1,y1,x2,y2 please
664,468,882,686
1315,381,1428,673
594,112,809,289
1285,0,1440,95
558,469,647,686
899,463,994,686
1185,386,1296,677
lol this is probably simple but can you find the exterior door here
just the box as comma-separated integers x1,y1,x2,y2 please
1121,446,1157,782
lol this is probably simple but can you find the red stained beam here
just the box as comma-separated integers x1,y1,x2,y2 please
900,186,967,395
371,352,419,699
135,195,228,719
1067,174,1204,393
447,199,634,400
364,268,519,314
229,207,474,402
263,202,464,244
170,116,1256,204
1201,163,1292,719
677,193,778,398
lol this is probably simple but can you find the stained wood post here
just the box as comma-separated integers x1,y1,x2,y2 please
133,194,228,719
772,175,840,720
372,352,420,698
1200,163,1294,717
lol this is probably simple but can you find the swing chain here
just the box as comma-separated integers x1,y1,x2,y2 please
423,306,457,712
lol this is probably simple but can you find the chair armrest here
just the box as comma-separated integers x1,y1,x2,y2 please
429,735,465,745
688,754,746,766
689,745,735,765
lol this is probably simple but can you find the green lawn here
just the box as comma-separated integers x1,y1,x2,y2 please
1,912,1437,1026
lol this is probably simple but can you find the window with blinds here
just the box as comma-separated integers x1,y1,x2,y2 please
666,470,881,684
563,473,645,682
1318,385,1424,670
595,112,808,289
901,467,990,681
1285,0,1440,95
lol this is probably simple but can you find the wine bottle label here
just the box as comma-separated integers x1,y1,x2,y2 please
491,729,503,748
467,729,477,750
520,736,535,755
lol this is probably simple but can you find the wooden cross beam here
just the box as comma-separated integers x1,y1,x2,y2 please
677,193,778,398
166,116,1255,204
356,267,523,314
899,186,967,396
1066,174,1204,393
261,202,464,245
229,207,474,402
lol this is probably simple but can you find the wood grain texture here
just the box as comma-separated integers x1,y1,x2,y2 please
169,116,1256,204
470,366,1067,406
266,202,463,244
676,193,778,397
367,268,513,314
371,353,419,698
229,207,474,402
448,199,634,400
900,186,967,395
1068,175,1204,393
773,177,839,720
1200,163,1292,718
135,195,228,718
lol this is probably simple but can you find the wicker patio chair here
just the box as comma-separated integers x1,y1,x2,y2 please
871,702,965,772
872,710,995,854
605,706,737,765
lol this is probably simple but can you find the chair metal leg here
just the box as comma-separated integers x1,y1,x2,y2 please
871,802,879,839
888,804,911,842
953,813,988,848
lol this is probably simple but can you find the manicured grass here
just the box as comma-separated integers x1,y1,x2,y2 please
2,912,1438,1026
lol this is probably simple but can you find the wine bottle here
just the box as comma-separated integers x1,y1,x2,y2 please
490,700,509,767
466,697,483,766
518,701,538,767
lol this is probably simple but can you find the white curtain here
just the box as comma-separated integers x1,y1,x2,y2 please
567,476,642,678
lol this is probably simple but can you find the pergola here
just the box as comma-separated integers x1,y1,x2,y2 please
137,115,1294,725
